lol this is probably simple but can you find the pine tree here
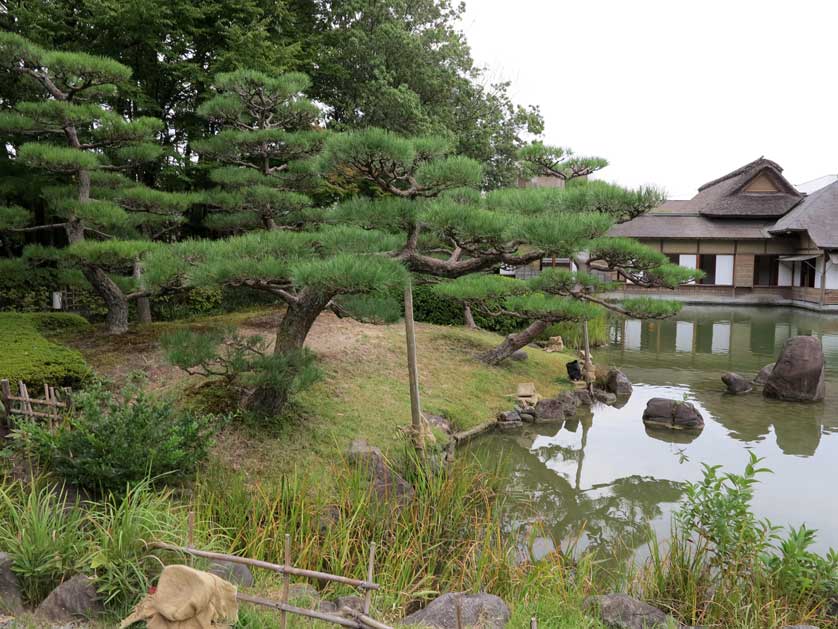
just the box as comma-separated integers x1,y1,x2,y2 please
0,34,189,333
325,136,699,364
193,70,323,233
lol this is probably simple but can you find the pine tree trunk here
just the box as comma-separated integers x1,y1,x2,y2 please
478,319,550,365
82,266,129,335
464,304,478,330
132,259,152,324
248,289,332,415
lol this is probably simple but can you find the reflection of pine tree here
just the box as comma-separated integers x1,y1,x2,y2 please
499,425,685,557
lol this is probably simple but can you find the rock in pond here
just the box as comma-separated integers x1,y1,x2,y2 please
347,439,415,503
642,398,704,430
400,592,510,628
721,372,753,395
753,362,775,386
764,336,825,402
605,368,633,397
534,392,579,421
36,575,103,624
583,594,679,629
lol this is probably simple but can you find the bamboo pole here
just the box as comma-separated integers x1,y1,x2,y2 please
403,281,424,451
531,617,538,629
187,511,195,567
236,593,365,628
363,542,376,615
341,606,393,629
149,542,380,590
280,533,290,629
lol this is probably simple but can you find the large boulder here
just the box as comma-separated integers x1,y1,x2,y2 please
753,362,775,386
605,368,633,397
0,553,22,614
36,575,103,624
721,372,753,395
583,594,679,629
534,392,579,421
642,398,704,430
401,592,510,628
347,439,415,503
764,336,825,402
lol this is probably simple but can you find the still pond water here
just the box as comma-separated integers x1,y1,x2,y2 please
466,306,838,558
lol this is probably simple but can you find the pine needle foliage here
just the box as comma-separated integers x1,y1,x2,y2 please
194,69,323,232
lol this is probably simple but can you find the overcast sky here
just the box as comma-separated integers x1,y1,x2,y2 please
460,0,838,199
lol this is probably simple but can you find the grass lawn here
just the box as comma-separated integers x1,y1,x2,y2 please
57,308,576,479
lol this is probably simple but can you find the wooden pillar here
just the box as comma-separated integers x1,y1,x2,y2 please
820,252,828,307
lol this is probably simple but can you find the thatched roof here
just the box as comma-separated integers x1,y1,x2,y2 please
691,157,803,218
608,214,774,240
769,179,838,248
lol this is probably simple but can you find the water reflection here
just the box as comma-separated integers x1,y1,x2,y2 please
466,306,838,555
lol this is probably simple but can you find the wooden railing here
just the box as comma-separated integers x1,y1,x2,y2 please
0,379,70,426
151,537,391,629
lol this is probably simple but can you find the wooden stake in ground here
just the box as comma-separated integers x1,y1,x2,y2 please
583,318,594,389
403,281,425,451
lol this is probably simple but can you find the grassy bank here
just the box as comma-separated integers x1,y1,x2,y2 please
60,309,577,478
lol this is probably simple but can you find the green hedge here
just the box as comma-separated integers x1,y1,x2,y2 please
0,313,91,387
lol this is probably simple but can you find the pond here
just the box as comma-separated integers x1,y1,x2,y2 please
464,306,838,559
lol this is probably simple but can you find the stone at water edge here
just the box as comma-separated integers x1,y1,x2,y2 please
753,362,775,385
497,410,521,423
583,594,680,629
764,336,825,402
35,575,103,624
534,392,579,421
574,389,594,406
605,368,633,396
642,398,704,430
721,372,753,395
400,592,510,628
0,553,23,615
347,439,415,503
593,387,618,405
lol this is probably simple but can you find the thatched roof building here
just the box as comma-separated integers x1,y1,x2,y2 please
606,157,838,309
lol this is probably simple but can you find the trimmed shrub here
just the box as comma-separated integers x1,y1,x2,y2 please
0,313,91,387
16,382,218,494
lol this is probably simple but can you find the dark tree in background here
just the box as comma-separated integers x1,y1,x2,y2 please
0,34,192,333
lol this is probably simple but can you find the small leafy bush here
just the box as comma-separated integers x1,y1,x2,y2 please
0,313,91,386
0,481,87,605
676,452,776,572
17,382,217,494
